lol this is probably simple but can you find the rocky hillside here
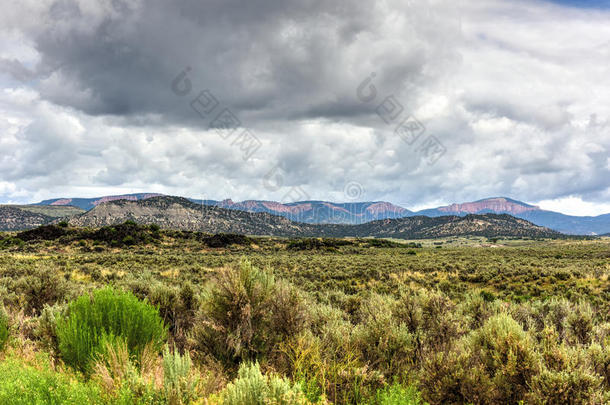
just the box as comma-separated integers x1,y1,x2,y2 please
0,206,52,231
0,205,84,231
340,214,560,239
66,196,310,236
64,196,560,239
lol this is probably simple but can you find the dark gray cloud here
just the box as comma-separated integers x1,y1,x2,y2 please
21,0,458,124
0,0,609,215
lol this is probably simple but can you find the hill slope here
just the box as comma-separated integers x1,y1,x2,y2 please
66,196,310,235
343,214,559,239
0,205,85,231
65,196,559,238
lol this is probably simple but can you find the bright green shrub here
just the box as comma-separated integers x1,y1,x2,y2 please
57,287,167,374
0,307,8,351
212,362,310,405
0,357,104,404
371,382,427,405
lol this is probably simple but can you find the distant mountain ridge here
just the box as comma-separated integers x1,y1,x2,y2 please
27,194,610,235
37,193,163,211
192,199,412,224
417,197,610,235
422,197,539,216
63,196,559,239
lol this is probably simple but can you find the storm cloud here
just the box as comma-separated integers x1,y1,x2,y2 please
0,0,609,214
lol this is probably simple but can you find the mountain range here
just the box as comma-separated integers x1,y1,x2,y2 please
62,196,559,239
1,193,607,235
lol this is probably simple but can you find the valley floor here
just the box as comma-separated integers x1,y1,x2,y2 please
0,229,609,404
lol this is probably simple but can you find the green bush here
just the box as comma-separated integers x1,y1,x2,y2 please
418,349,464,404
353,293,415,377
588,343,610,388
0,357,104,404
15,267,71,315
57,287,167,374
33,303,65,355
460,314,540,404
195,261,307,367
526,368,602,404
371,382,427,405
195,261,275,365
0,307,8,351
162,345,199,405
212,362,310,405
567,301,594,345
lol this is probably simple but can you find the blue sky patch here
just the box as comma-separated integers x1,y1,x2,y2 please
548,0,610,8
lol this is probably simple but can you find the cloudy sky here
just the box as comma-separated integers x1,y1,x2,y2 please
1,0,610,215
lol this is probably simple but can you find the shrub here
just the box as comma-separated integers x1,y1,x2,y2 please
567,301,594,345
352,293,415,377
195,261,275,366
418,349,464,404
460,314,540,404
195,261,307,367
526,368,602,404
0,237,24,249
57,287,167,374
0,307,8,351
395,288,462,353
371,382,427,405
92,338,160,403
588,343,610,388
211,362,310,405
269,280,310,339
16,224,69,241
86,222,160,246
33,303,65,355
202,233,252,248
15,267,71,315
281,309,377,403
287,238,352,250
163,345,200,405
0,357,106,404
457,291,496,330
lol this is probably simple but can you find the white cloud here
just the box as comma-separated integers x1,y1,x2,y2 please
537,196,610,216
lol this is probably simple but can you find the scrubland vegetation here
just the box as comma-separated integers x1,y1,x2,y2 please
0,223,609,404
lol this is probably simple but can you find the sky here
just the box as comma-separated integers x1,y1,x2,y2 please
0,0,609,216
